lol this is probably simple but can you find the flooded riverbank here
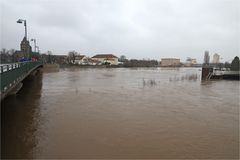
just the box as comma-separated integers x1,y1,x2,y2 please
1,67,239,159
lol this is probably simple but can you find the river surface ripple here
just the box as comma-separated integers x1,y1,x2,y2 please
1,67,239,159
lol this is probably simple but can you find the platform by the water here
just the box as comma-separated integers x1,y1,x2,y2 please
211,70,240,80
202,67,240,80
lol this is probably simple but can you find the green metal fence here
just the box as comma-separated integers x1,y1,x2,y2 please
0,61,42,93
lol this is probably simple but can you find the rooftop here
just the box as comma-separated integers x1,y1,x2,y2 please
75,55,86,60
92,54,118,59
161,58,180,60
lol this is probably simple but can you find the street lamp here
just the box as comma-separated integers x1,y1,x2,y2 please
31,38,37,52
17,19,27,39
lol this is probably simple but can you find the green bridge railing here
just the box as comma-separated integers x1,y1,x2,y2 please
0,61,43,94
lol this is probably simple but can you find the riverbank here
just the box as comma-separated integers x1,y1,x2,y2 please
43,63,60,72
59,64,202,68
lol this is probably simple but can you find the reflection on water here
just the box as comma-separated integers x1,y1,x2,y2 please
1,72,43,159
1,68,239,159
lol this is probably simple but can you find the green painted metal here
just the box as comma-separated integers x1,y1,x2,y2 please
0,61,42,93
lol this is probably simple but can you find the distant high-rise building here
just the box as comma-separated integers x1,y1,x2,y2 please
212,53,220,64
203,51,210,65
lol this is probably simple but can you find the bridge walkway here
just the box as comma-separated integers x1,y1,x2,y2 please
0,61,43,101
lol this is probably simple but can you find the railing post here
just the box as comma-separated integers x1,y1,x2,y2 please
1,66,3,73
6,65,9,71
25,62,27,72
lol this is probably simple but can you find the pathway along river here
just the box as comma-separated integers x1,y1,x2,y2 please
1,67,239,159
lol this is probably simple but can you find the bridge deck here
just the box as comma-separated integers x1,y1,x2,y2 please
0,61,43,100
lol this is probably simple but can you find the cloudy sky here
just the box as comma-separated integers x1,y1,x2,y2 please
1,0,239,62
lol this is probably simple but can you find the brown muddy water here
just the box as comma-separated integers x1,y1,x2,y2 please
1,67,239,159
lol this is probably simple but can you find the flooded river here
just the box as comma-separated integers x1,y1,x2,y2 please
1,68,239,159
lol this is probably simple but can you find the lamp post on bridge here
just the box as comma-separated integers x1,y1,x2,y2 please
31,38,37,52
16,19,27,40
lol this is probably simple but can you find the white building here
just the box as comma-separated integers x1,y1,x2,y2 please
74,55,88,65
92,54,119,65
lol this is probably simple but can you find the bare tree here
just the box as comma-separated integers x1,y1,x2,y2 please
8,49,16,62
68,51,78,64
0,48,8,54
47,51,53,63
119,55,127,62
1,48,11,63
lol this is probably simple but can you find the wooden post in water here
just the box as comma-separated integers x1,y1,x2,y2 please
202,67,213,80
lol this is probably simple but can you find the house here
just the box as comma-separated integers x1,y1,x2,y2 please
74,55,88,65
91,54,119,65
161,58,181,67
87,58,101,65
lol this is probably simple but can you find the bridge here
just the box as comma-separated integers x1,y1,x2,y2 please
0,61,43,101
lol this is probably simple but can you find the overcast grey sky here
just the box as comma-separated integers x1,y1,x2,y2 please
1,0,239,62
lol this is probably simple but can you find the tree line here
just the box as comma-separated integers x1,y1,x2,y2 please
1,48,239,70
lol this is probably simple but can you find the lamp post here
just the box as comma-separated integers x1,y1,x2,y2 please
31,38,37,52
17,19,27,39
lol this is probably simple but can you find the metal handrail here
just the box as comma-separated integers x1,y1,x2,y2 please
0,61,43,93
